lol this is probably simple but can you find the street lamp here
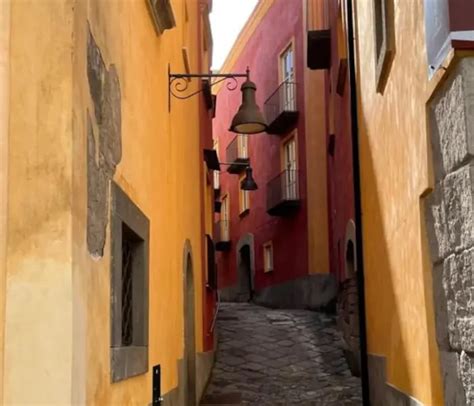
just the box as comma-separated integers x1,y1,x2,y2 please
229,72,267,134
203,149,258,191
240,167,258,191
169,67,267,134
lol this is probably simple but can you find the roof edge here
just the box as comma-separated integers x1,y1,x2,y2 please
214,0,275,92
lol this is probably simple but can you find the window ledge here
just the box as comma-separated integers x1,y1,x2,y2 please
111,346,148,382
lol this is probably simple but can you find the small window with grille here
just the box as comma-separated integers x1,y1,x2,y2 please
111,183,150,382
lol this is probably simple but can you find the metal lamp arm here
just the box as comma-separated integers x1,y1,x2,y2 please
168,66,250,108
217,162,249,171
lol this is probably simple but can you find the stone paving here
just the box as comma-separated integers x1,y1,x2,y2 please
201,303,362,405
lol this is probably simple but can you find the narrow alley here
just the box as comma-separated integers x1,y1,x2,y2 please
201,303,362,405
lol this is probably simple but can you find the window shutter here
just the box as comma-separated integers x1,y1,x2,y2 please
147,0,176,35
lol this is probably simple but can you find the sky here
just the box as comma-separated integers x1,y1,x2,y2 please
210,0,259,70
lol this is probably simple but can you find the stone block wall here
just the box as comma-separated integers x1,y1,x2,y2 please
425,57,474,405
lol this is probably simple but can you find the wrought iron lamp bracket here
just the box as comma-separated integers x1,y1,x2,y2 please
217,162,249,172
168,65,250,111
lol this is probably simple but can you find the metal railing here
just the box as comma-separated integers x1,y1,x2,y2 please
215,220,230,242
226,134,249,163
266,169,299,210
264,81,297,125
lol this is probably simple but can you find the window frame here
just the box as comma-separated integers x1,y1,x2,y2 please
278,40,297,112
221,194,230,241
281,132,298,172
372,0,394,93
239,174,250,215
110,182,150,383
279,40,296,84
263,241,274,273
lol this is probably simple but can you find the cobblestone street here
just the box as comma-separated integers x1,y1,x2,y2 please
201,303,362,405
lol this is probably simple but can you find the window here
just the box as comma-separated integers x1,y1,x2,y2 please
213,171,220,191
280,45,295,83
263,242,274,273
213,139,220,190
238,134,249,159
147,0,176,35
111,183,150,382
282,136,298,200
280,44,296,111
221,195,229,241
373,0,394,93
239,174,250,214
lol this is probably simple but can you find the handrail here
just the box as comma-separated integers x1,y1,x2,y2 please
263,80,297,104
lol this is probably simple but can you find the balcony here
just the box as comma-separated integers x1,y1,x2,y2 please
226,134,249,174
215,220,231,251
264,81,299,135
266,169,300,216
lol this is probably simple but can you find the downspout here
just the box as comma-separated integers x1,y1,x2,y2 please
345,0,370,404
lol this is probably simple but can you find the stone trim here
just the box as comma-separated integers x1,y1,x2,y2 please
160,351,216,406
111,347,148,383
425,57,474,405
110,182,150,382
368,354,422,405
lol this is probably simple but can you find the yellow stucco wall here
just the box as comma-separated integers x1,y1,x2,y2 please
2,0,208,404
354,1,447,403
0,0,10,402
4,1,75,403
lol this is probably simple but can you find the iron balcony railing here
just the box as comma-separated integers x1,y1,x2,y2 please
264,81,297,126
226,134,249,163
266,169,299,211
215,220,230,243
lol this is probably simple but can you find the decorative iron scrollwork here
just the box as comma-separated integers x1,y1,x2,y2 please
168,65,250,110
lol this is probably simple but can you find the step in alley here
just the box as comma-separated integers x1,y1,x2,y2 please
201,303,362,405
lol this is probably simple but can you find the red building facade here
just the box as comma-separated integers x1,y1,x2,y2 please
213,0,335,308
320,0,359,375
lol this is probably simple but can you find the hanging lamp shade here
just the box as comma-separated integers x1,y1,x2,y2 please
241,167,258,191
229,78,267,134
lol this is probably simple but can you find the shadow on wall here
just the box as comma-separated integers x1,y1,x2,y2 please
357,115,415,403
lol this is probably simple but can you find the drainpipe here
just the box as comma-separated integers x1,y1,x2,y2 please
345,0,370,404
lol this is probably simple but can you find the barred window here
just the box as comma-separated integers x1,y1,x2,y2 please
111,183,150,382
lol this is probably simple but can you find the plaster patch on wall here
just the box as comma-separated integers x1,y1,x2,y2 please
87,114,108,257
86,27,122,257
425,57,474,406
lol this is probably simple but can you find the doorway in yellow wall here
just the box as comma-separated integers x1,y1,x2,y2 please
183,245,196,405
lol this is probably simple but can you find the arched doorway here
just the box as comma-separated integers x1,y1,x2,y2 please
235,234,255,302
337,221,361,377
238,245,253,301
183,242,196,405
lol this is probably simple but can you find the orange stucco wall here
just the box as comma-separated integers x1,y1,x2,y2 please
1,0,211,403
0,1,10,401
304,0,330,275
353,1,448,403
